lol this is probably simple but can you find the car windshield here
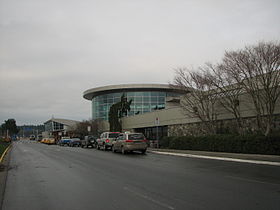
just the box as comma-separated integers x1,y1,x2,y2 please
109,133,119,138
128,134,144,140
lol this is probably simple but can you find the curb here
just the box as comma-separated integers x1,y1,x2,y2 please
0,144,11,210
149,150,280,166
0,144,11,163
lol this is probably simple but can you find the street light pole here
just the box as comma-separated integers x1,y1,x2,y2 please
155,117,159,148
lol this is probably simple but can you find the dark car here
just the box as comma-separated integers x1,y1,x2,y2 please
69,138,81,147
81,136,97,148
58,137,72,146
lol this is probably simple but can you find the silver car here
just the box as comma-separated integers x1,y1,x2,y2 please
112,133,148,154
96,132,120,150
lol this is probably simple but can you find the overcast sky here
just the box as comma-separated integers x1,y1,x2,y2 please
0,0,279,125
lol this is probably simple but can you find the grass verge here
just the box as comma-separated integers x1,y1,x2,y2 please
0,139,10,159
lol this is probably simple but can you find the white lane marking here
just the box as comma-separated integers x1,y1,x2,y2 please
123,186,175,210
151,151,280,166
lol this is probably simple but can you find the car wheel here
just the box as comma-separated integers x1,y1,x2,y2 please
141,149,146,154
121,147,126,155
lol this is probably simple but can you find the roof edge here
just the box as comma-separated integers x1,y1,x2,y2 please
83,83,187,100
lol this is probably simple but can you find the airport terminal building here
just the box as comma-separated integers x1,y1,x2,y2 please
83,84,186,140
83,84,184,121
83,83,280,141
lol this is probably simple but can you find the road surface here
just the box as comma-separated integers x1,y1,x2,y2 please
2,141,280,210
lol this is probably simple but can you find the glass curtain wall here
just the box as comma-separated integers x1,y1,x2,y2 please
53,122,64,131
92,91,179,121
44,121,64,131
44,122,53,132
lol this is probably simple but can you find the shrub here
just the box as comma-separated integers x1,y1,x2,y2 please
160,134,280,155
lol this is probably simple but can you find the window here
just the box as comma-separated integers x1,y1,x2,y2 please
135,92,143,96
143,92,150,96
158,97,165,103
151,97,158,103
128,133,145,140
117,134,124,140
127,92,134,97
109,133,119,138
134,97,142,103
143,97,150,103
92,90,181,121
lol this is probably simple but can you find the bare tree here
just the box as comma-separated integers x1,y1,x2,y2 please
203,63,244,134
173,68,219,134
220,41,280,136
70,119,105,138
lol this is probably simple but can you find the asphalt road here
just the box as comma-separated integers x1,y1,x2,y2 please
2,141,280,210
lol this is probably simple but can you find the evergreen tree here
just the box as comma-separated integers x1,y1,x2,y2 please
109,94,132,132
1,119,19,136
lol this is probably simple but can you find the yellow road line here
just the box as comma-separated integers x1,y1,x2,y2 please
0,144,11,163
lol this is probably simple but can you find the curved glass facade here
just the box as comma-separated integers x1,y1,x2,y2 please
92,91,180,120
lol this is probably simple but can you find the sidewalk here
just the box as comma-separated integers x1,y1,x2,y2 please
148,148,280,166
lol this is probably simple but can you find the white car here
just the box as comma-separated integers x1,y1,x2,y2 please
96,132,120,150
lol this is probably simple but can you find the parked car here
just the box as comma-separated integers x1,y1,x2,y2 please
112,132,148,154
58,137,72,146
81,136,97,148
41,138,55,145
96,132,120,150
37,134,43,141
45,138,56,145
40,138,47,144
29,135,36,140
69,138,81,147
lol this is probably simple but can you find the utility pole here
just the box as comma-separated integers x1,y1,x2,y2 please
155,117,159,148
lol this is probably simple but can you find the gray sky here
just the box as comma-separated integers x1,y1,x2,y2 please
0,0,279,125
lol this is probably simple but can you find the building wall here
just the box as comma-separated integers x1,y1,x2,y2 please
168,116,280,136
122,92,280,136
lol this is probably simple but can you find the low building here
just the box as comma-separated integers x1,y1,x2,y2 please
122,89,280,140
83,83,280,141
43,118,80,140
